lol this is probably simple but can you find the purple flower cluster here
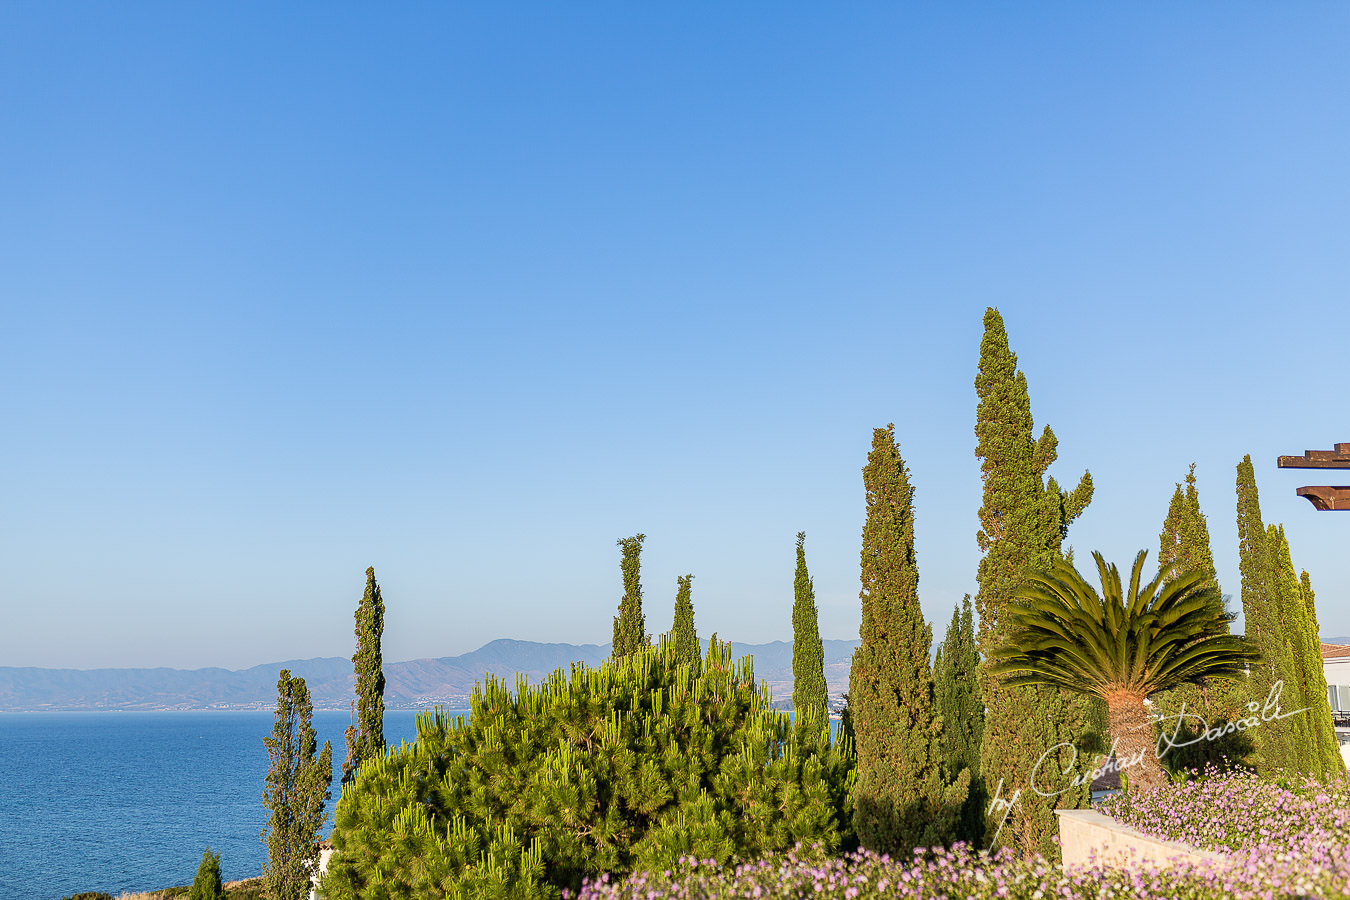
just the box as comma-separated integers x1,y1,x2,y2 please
565,838,1346,900
1098,766,1350,896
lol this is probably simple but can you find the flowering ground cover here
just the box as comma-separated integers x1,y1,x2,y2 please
569,769,1350,900
1097,766,1350,897
565,841,1346,900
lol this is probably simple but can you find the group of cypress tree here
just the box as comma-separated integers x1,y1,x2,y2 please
1235,457,1342,778
1150,465,1252,771
260,566,389,900
314,307,1343,896
610,527,833,754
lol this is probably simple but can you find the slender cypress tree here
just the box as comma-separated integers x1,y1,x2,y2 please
974,308,1094,855
670,573,700,670
1298,569,1345,776
342,566,386,786
933,594,984,844
791,531,829,745
612,534,648,657
1236,456,1311,774
1266,525,1316,765
850,424,970,854
1152,466,1251,772
1267,526,1341,777
263,670,333,900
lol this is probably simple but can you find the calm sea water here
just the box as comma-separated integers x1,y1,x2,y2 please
2,708,835,899
0,710,454,900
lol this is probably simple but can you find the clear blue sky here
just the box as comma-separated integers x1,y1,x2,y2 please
3,4,1348,670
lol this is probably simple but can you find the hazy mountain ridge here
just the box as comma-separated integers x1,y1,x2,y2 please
0,638,860,711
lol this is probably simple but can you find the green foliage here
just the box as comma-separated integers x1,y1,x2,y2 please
1234,456,1335,777
262,670,333,900
670,573,700,672
343,566,387,785
321,640,855,899
933,595,984,843
1265,526,1317,767
612,534,649,657
1151,466,1253,773
1297,571,1346,776
61,894,114,900
188,847,224,900
791,531,828,746
973,307,1096,854
989,552,1256,791
850,424,969,855
1268,530,1343,778
990,551,1255,693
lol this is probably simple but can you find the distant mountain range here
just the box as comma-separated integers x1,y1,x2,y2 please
0,638,861,712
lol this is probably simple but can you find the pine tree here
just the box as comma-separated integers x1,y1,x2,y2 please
1152,466,1252,772
670,573,700,671
791,531,829,744
850,425,970,854
933,595,984,844
188,848,223,900
342,566,386,786
324,641,856,898
1298,570,1346,776
612,534,648,657
974,308,1095,855
262,670,333,900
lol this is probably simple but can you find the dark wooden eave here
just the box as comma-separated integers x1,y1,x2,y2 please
1295,486,1350,511
1278,443,1350,468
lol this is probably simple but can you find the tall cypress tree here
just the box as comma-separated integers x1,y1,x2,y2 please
1266,525,1316,768
1152,466,1251,771
1267,526,1342,777
343,566,386,786
1297,569,1345,776
974,308,1094,855
850,424,970,854
791,531,828,744
1236,455,1307,775
933,594,984,844
670,573,700,670
263,670,333,900
612,534,648,657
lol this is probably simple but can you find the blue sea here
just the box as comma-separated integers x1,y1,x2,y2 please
2,708,837,899
0,710,459,900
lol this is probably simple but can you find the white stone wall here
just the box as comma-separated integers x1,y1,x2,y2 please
1056,809,1227,870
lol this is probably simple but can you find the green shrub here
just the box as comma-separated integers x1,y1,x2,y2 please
188,847,223,900
321,639,854,899
61,894,114,900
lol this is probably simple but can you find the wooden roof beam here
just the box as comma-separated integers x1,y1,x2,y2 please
1278,443,1350,469
1295,486,1350,511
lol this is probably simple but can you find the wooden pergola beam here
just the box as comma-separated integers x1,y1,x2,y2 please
1278,442,1350,510
1295,486,1350,511
1278,443,1350,468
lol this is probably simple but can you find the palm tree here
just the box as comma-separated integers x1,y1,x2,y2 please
989,550,1256,794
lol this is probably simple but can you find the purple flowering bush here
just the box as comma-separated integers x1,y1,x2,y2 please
569,769,1350,899
566,841,1346,899
1099,766,1350,897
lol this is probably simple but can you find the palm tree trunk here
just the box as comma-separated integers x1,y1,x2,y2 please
1105,689,1167,794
